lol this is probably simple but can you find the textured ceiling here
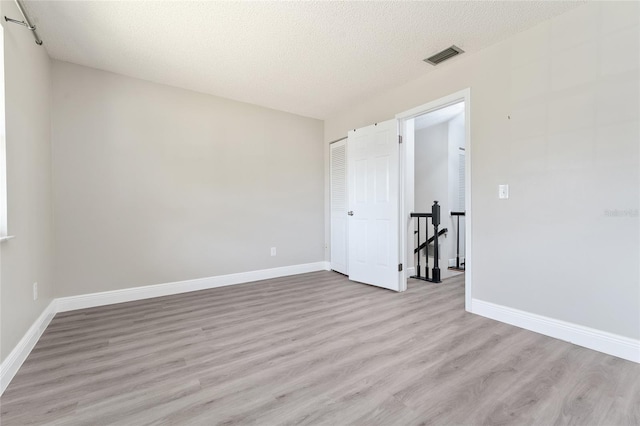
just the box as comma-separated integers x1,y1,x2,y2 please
24,1,581,119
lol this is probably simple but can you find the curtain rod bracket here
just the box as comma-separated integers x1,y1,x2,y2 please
4,16,35,31
4,0,43,46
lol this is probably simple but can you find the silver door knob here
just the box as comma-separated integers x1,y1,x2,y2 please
348,211,354,216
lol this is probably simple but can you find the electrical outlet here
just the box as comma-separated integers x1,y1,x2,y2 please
270,247,277,256
33,282,38,301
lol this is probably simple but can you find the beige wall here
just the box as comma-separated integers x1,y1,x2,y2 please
52,61,324,297
325,2,640,339
0,1,54,361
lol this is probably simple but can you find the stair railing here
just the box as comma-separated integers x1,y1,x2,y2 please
410,201,445,283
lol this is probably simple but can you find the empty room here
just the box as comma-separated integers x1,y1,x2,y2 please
1,0,639,424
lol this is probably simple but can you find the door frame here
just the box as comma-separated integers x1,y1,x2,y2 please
395,88,473,311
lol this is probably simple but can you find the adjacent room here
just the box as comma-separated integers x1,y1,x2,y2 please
1,1,638,424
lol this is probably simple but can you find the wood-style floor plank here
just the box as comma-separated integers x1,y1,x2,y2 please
1,271,638,425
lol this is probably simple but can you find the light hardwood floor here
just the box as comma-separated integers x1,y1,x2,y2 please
1,271,639,425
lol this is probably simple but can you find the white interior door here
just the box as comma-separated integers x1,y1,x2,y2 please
330,139,348,275
347,120,401,291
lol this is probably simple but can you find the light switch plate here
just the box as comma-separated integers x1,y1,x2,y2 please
498,184,509,199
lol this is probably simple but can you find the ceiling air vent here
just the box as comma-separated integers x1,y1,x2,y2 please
424,45,464,66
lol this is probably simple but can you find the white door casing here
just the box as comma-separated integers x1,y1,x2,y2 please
396,88,472,309
347,120,401,291
330,139,348,275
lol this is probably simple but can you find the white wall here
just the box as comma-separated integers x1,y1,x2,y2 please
52,61,325,297
325,2,640,340
415,123,449,214
0,1,53,361
447,113,465,263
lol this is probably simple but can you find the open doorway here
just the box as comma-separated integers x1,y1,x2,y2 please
413,101,465,281
397,89,472,310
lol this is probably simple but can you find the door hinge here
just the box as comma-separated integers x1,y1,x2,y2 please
398,263,403,272
398,135,403,144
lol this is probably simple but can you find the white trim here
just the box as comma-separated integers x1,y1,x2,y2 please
0,262,330,395
0,261,331,395
57,262,329,312
472,299,640,363
0,26,8,240
396,88,472,308
398,120,408,290
463,91,472,312
396,89,470,120
2,265,637,399
1,300,57,394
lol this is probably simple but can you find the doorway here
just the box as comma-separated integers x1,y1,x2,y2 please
413,101,465,281
397,89,472,311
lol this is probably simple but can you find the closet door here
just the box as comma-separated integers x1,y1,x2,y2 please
330,139,348,275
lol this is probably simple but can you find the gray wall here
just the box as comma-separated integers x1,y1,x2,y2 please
0,1,54,361
52,61,324,297
325,2,640,339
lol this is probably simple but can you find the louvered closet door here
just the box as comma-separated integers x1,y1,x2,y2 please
330,140,348,275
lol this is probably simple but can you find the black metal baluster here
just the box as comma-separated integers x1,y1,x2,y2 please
416,216,421,279
424,216,429,280
456,214,461,270
432,201,441,283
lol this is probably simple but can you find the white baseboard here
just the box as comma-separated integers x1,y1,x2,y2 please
448,258,465,268
0,262,329,396
1,300,57,394
472,299,640,363
57,261,329,312
4,270,636,399
407,267,416,277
